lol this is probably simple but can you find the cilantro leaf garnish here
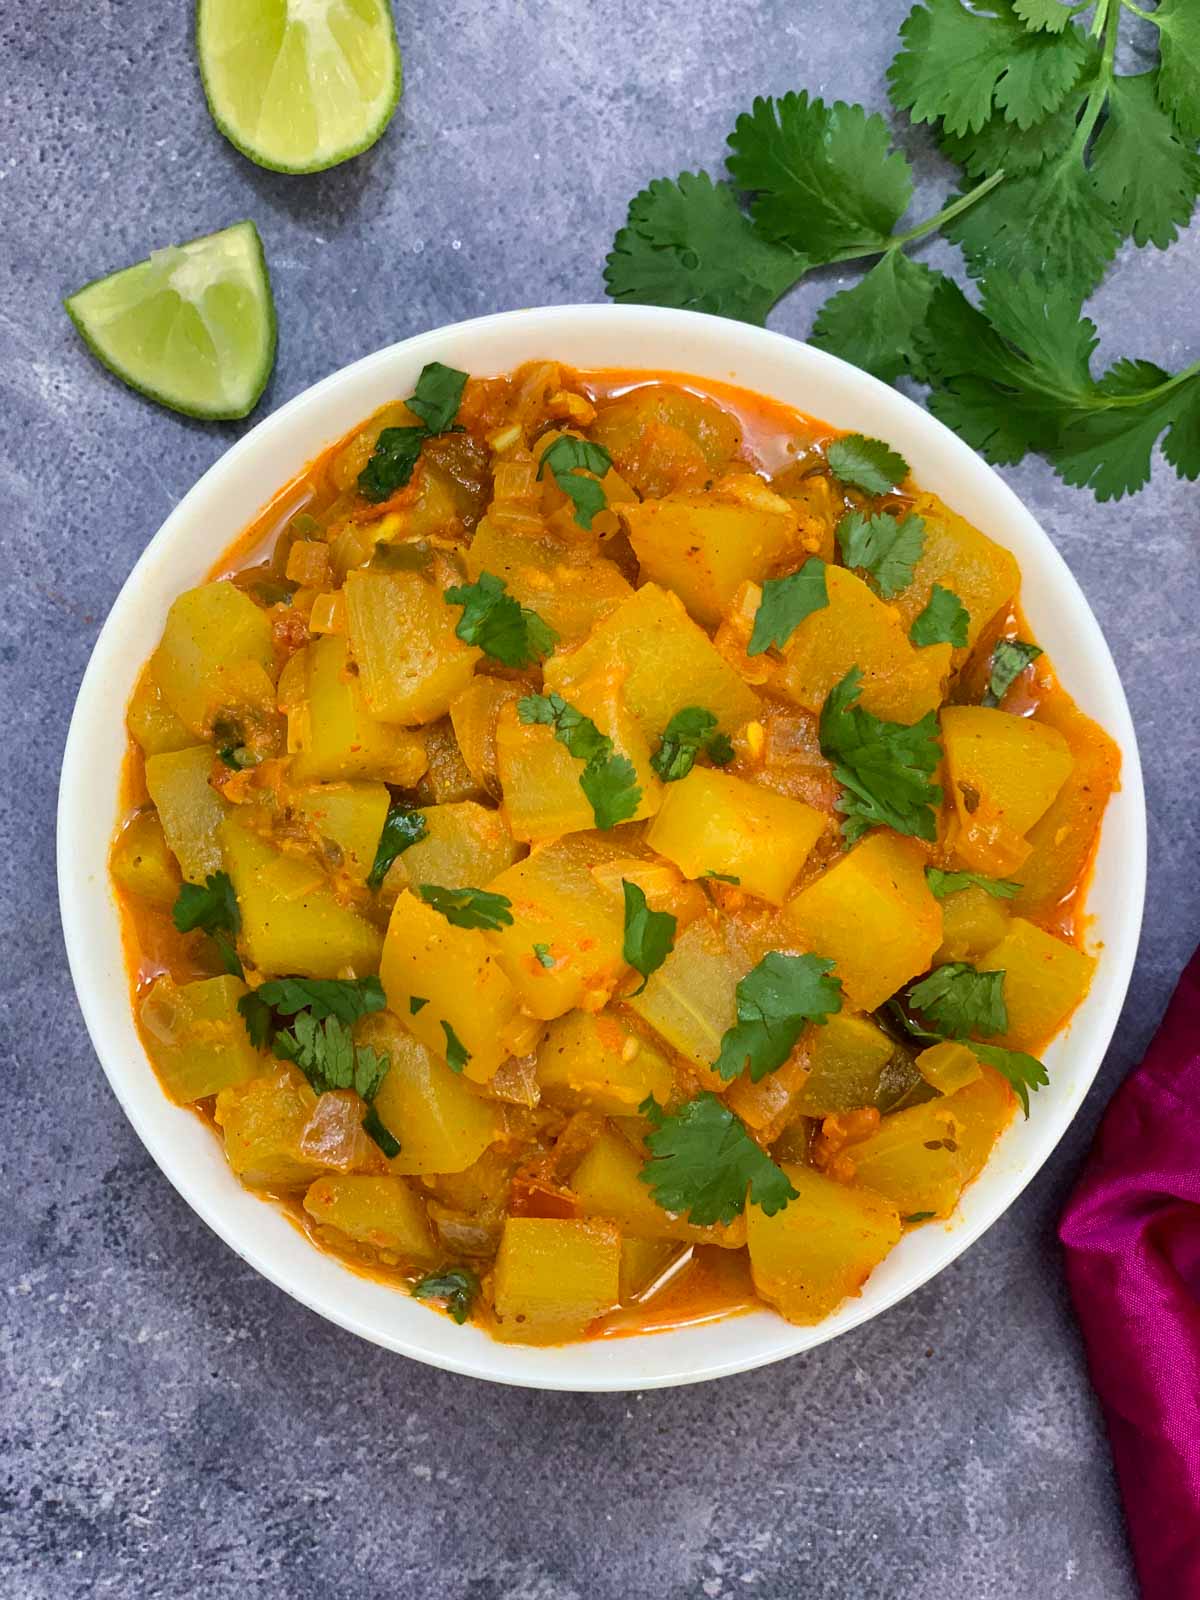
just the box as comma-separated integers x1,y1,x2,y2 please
361,1106,401,1159
1091,72,1200,252
536,436,614,531
747,558,828,655
826,433,910,495
237,976,386,1043
413,1266,480,1325
836,510,925,599
925,867,1021,900
714,952,843,1082
909,583,969,647
418,883,514,933
819,668,942,843
651,707,735,782
367,805,428,892
604,171,805,325
1153,0,1200,141
440,1021,470,1074
443,571,558,668
172,872,242,977
888,0,1090,138
409,996,429,1015
272,1011,397,1152
621,881,677,997
969,1042,1050,1117
403,362,468,433
518,692,642,829
701,871,741,884
533,943,555,969
639,1092,799,1226
357,362,469,502
907,962,1008,1038
811,253,943,385
727,92,914,261
983,638,1043,706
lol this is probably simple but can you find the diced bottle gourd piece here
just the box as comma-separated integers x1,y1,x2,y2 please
380,890,535,1081
777,566,950,724
916,1040,982,1096
414,717,483,804
844,1097,971,1218
450,677,522,796
140,973,263,1103
535,1010,674,1115
466,517,632,646
496,673,661,842
221,813,383,979
292,781,391,885
891,494,1019,652
127,668,195,757
152,580,278,738
543,584,762,739
934,883,1012,963
345,570,479,724
589,386,742,498
627,916,745,1079
484,838,629,1020
786,831,942,1012
620,492,799,627
746,1164,901,1324
1013,696,1121,921
796,1013,896,1116
492,1216,621,1344
941,708,1073,873
619,1236,681,1301
939,1066,1013,1181
110,808,181,906
571,1129,744,1246
358,1013,503,1174
214,1064,324,1189
725,1048,810,1135
303,1174,438,1265
288,636,428,786
388,801,521,895
646,766,825,904
978,917,1095,1049
329,399,422,491
144,744,229,883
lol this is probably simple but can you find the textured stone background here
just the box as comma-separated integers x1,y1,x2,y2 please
3,2,1197,1596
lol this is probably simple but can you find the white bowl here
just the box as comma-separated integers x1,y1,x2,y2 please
58,305,1146,1391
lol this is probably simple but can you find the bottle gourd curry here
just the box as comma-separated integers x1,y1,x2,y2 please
110,359,1118,1343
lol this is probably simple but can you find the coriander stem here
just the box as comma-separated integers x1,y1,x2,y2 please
890,169,1007,249
1092,358,1200,410
1118,0,1154,19
1072,0,1119,152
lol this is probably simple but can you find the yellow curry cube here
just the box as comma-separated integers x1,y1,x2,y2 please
221,813,383,979
303,1174,437,1264
215,1064,323,1189
627,916,746,1078
535,1010,674,1115
796,1013,896,1116
127,668,195,757
140,973,262,1103
144,744,228,884
571,1130,744,1247
345,569,479,724
891,494,1019,652
466,516,632,647
386,801,521,896
292,781,391,885
979,918,1095,1050
288,636,429,786
620,492,798,627
646,766,825,904
110,809,181,907
151,581,278,737
543,583,761,739
746,1164,901,1324
785,831,942,1012
357,1014,503,1175
492,1217,621,1344
380,890,534,1082
916,1040,982,1096
934,882,1012,963
942,706,1073,846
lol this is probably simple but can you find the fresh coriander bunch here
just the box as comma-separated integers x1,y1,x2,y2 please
604,0,1200,501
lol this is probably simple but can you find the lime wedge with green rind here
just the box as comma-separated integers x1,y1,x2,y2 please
196,0,402,174
64,221,276,421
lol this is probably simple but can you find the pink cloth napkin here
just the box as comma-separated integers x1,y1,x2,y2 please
1060,948,1200,1600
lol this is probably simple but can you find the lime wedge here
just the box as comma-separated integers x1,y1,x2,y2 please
196,0,402,174
64,221,276,421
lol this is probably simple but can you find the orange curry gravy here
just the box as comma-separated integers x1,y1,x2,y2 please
114,363,1119,1340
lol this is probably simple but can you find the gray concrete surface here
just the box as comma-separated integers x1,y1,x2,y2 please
3,2,1197,1596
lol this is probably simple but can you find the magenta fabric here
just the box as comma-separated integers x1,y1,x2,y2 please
1060,948,1200,1600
